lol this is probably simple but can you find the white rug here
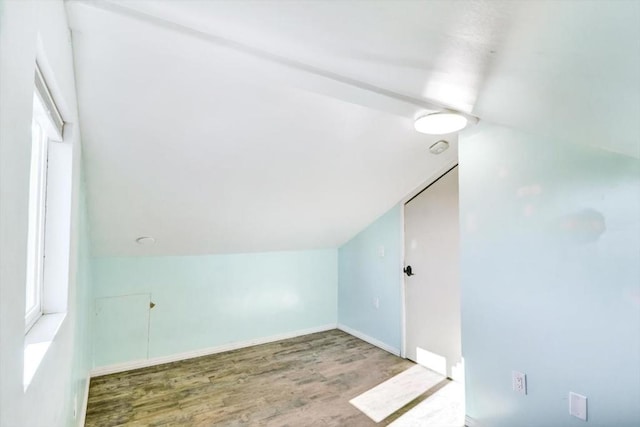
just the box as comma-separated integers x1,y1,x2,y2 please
388,381,465,427
349,364,445,423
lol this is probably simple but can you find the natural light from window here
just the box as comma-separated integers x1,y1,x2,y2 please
23,63,69,390
25,106,48,333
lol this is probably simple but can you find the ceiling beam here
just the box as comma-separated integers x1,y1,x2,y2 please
65,0,479,123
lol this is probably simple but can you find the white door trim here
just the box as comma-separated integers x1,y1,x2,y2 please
399,202,407,359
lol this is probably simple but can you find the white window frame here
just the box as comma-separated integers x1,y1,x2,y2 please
23,60,70,389
24,111,49,332
24,63,63,333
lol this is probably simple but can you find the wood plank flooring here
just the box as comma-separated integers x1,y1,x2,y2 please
85,329,418,426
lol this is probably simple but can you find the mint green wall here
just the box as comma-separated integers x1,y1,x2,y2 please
91,249,337,364
67,180,93,425
459,124,640,426
338,205,403,353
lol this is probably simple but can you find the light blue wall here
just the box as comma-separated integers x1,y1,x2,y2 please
91,249,337,364
459,124,640,427
338,205,403,353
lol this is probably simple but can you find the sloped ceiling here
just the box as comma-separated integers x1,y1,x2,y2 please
65,0,639,256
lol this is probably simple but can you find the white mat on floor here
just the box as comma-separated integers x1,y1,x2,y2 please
349,364,445,423
387,381,465,427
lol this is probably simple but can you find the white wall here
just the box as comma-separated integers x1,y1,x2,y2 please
0,1,91,426
0,1,36,424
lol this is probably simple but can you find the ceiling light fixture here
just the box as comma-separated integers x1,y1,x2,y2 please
414,111,468,135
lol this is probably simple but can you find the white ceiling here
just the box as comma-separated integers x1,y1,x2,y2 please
66,0,639,257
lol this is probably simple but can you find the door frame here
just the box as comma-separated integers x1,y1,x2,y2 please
400,160,458,359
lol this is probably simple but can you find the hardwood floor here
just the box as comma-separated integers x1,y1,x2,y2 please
85,329,417,426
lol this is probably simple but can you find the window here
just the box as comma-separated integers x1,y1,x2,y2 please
24,102,49,332
23,62,68,389
24,64,64,333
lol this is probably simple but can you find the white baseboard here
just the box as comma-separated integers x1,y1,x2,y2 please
465,415,483,427
90,323,337,377
77,374,90,427
337,323,400,356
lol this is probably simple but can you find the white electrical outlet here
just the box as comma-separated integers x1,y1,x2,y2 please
373,297,380,309
512,371,527,395
569,392,587,421
378,245,385,258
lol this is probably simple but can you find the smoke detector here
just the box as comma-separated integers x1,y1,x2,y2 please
429,140,450,155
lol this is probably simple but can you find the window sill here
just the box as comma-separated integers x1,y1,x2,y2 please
23,312,66,391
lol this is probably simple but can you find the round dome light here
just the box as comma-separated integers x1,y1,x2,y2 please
414,112,468,135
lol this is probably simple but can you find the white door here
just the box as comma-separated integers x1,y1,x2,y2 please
94,294,151,367
404,166,462,381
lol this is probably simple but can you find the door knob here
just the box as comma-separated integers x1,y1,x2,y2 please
404,265,415,276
